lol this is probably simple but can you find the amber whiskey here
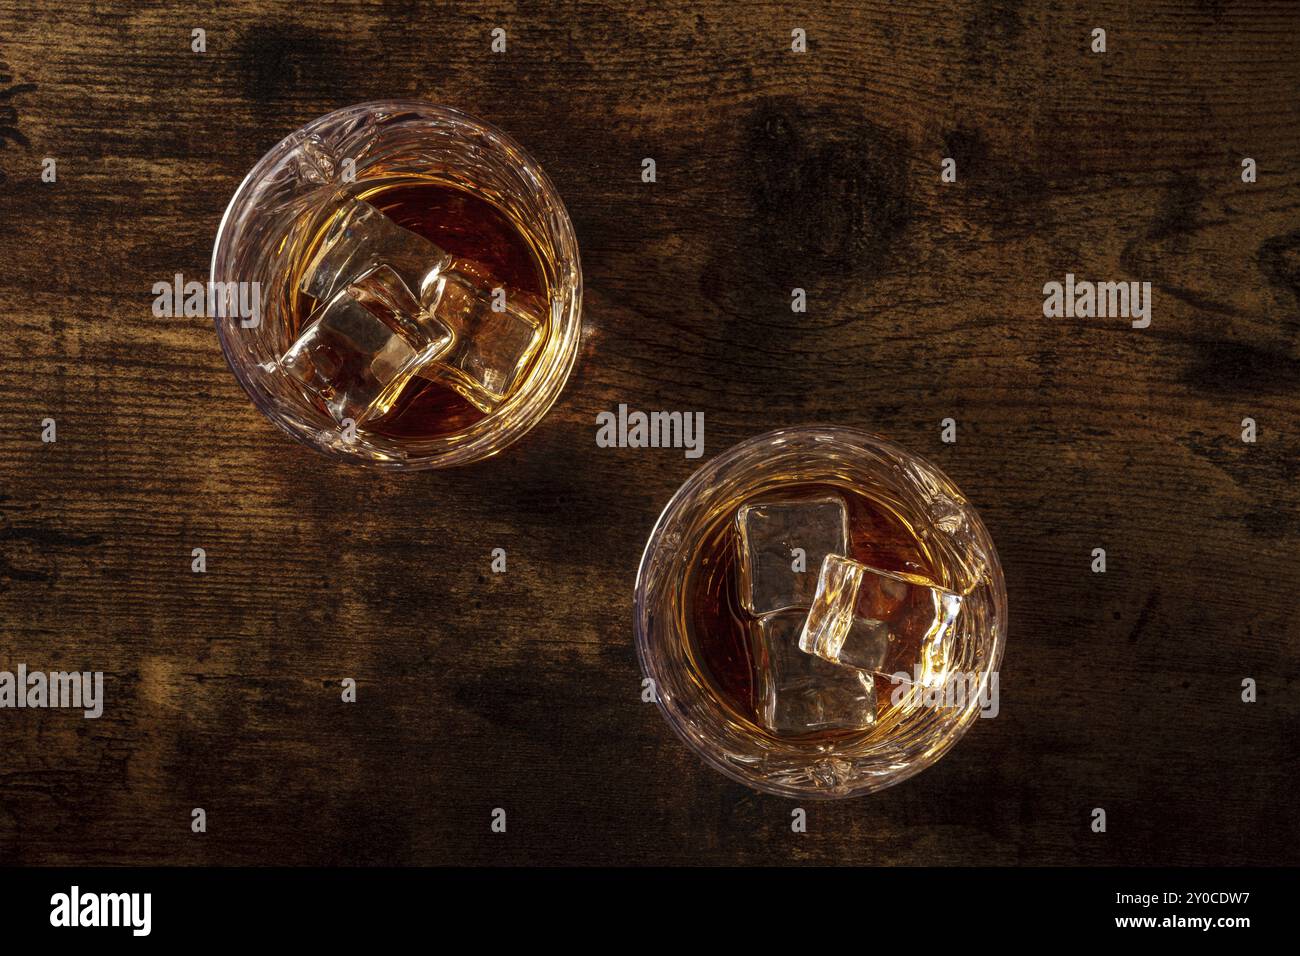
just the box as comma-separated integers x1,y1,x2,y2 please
685,482,941,734
284,178,553,440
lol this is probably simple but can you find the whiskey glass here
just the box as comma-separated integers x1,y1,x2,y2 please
210,101,582,468
634,426,1007,798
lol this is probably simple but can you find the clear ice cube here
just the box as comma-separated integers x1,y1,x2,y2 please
299,198,454,306
298,197,547,414
798,553,962,679
417,270,546,412
752,609,877,735
279,265,453,426
736,495,850,615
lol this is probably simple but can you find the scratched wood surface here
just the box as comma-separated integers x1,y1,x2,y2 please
0,1,1297,866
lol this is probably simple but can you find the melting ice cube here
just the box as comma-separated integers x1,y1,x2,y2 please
798,553,962,679
736,495,849,615
298,197,547,414
299,198,454,306
418,271,546,412
751,609,877,735
279,265,453,426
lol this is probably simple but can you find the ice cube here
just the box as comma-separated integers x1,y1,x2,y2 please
279,265,453,427
299,198,454,306
798,553,962,678
736,495,850,615
751,610,876,735
416,270,546,412
298,197,547,413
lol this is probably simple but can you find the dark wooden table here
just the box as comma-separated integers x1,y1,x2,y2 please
1,1,1297,866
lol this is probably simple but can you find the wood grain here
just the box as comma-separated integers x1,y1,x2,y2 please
0,0,1297,865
